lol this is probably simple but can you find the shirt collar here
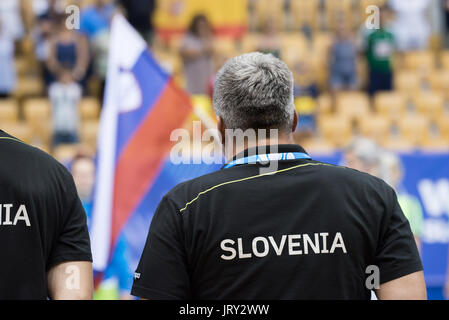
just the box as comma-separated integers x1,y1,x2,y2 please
221,144,310,170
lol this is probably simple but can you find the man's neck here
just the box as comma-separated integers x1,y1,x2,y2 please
225,135,295,161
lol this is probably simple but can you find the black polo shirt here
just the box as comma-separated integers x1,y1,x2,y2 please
132,144,422,300
0,130,92,299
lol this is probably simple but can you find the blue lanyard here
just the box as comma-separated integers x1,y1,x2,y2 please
224,152,311,169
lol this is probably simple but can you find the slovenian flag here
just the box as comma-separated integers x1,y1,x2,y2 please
90,14,212,281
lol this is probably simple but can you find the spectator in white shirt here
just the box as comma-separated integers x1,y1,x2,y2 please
49,69,82,147
389,0,431,51
0,18,16,98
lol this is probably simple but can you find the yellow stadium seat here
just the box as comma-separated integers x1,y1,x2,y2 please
403,51,436,74
316,94,333,114
397,115,430,146
290,0,320,31
252,0,285,31
358,116,391,143
281,33,308,65
413,92,445,119
0,122,33,143
81,120,99,149
52,144,81,164
214,37,238,58
80,97,101,120
381,136,415,152
335,91,371,119
240,33,261,53
312,32,333,58
325,0,353,30
441,51,449,69
23,98,52,144
0,99,19,124
318,115,353,147
394,70,422,92
23,98,51,124
301,136,336,154
428,70,449,92
374,91,407,118
13,76,44,99
436,116,449,139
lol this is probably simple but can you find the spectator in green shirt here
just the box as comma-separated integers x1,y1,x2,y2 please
365,6,396,96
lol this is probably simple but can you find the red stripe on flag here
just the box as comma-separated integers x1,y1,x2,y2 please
110,79,192,251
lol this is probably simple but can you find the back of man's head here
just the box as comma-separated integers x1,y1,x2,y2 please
213,52,295,134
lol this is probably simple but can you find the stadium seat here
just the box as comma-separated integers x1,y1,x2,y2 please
318,115,352,147
335,91,371,120
301,135,336,154
413,92,445,119
252,0,285,31
81,120,99,148
381,135,415,152
281,32,309,66
374,91,407,118
52,144,82,164
214,37,238,58
0,122,33,144
80,97,101,120
23,98,52,144
316,94,333,115
289,0,320,31
394,70,422,92
441,50,449,69
420,120,449,151
428,69,449,92
325,0,353,30
240,32,261,53
0,99,19,125
13,76,44,99
358,116,391,143
397,115,430,146
403,51,436,74
23,98,51,124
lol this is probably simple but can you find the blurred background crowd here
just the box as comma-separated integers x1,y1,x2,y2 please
0,0,449,299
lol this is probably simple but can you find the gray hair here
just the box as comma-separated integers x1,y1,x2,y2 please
213,52,295,132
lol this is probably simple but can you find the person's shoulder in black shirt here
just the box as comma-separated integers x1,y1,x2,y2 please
0,130,92,299
132,52,426,300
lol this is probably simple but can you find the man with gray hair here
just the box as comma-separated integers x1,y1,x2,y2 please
132,52,425,300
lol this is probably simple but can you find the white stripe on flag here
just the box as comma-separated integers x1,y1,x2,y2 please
90,14,147,271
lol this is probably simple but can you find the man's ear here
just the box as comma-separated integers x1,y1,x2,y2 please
217,116,226,145
292,111,298,133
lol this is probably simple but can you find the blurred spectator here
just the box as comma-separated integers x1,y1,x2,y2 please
343,136,380,177
0,0,25,41
292,61,318,137
119,0,156,44
49,68,82,147
71,152,96,216
257,18,281,58
389,0,431,51
379,152,424,251
80,0,116,100
365,6,395,96
46,14,90,89
32,14,55,87
180,14,214,95
0,19,17,98
329,21,358,92
80,0,116,39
